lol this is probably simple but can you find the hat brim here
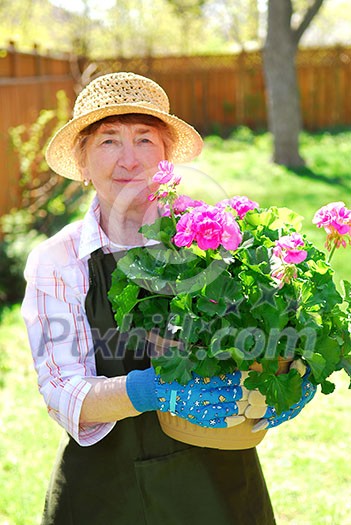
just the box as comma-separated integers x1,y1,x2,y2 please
45,104,203,181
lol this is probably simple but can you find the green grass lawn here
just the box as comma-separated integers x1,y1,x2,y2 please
0,306,61,525
1,129,351,525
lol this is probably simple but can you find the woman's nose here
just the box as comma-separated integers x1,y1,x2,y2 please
117,143,139,171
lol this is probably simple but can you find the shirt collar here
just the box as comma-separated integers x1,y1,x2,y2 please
78,194,111,260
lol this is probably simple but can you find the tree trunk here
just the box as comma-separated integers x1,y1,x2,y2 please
263,0,304,167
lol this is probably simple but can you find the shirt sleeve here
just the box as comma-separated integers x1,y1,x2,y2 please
21,243,116,447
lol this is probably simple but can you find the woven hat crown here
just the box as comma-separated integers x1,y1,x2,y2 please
45,71,203,180
74,72,170,118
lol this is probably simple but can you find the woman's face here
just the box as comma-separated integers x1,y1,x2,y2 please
81,121,165,209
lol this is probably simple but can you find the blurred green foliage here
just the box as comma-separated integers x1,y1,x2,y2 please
0,90,88,304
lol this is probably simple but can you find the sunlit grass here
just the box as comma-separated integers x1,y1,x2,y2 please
259,372,351,525
0,306,61,525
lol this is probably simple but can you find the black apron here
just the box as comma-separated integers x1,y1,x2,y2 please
41,249,276,525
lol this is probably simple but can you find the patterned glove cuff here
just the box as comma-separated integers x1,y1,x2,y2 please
126,367,158,413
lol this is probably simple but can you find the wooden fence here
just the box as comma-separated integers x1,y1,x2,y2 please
94,47,351,133
1,44,351,216
0,45,76,217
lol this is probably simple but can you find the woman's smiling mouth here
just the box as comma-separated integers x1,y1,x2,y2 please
113,177,145,183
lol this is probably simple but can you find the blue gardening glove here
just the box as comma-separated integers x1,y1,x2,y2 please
236,361,317,432
126,367,249,428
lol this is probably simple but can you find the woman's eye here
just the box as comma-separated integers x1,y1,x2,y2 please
102,139,114,145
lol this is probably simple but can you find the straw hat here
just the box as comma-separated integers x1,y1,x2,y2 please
45,72,203,181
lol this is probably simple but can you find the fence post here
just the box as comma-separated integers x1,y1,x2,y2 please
236,51,245,125
33,43,43,77
8,41,18,78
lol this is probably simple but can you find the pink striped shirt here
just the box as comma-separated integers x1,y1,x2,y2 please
22,195,147,446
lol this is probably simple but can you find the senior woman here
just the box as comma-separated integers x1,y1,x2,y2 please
22,72,314,525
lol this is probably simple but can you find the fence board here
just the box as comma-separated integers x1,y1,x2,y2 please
1,45,351,216
0,73,75,216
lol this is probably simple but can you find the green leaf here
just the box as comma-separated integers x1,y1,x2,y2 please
176,270,207,295
113,283,140,328
269,207,304,232
196,296,227,316
170,294,193,314
227,347,249,369
152,347,195,384
261,359,279,375
238,269,256,288
242,245,271,274
306,259,330,276
140,216,176,244
244,207,303,232
243,371,262,390
342,280,351,305
108,267,128,300
250,290,290,331
203,271,238,302
209,326,238,358
341,357,351,378
194,355,220,378
304,353,326,382
244,209,274,228
116,247,180,294
320,380,336,395
244,369,302,414
138,298,170,330
306,338,341,382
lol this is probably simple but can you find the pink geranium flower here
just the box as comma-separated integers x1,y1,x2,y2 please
219,211,243,250
229,196,259,219
271,264,298,288
173,195,204,214
273,233,308,264
312,201,351,233
312,201,351,250
173,204,242,252
191,206,223,250
195,217,223,250
152,160,175,184
160,203,171,217
147,193,157,202
217,196,259,219
173,212,196,247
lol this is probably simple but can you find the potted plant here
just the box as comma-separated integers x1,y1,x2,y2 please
108,162,351,449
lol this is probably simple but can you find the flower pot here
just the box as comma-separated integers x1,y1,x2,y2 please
157,411,268,450
156,357,292,450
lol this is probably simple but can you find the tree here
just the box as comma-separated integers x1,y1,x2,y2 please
299,0,351,47
204,0,261,52
166,0,206,54
263,0,325,167
106,0,183,57
0,0,91,54
69,0,92,56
